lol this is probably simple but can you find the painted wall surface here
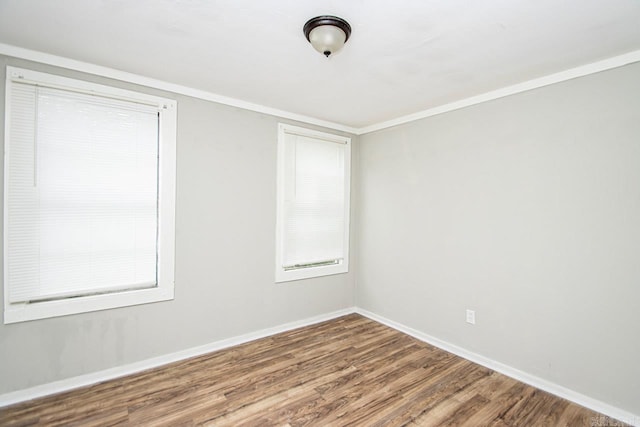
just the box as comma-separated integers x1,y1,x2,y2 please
357,62,640,415
0,55,357,394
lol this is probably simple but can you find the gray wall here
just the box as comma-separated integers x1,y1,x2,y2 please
0,55,357,394
2,52,638,418
357,62,640,415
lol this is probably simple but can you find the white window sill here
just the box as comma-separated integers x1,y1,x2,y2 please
4,286,174,324
275,262,348,283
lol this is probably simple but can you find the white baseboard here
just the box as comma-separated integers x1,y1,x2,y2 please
0,307,356,408
3,305,638,426
354,307,639,427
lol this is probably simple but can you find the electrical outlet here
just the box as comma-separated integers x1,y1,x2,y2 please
466,309,475,325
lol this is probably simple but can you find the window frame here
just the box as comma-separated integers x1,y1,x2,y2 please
3,66,177,324
275,123,351,283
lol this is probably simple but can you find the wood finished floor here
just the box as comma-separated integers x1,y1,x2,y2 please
0,314,627,427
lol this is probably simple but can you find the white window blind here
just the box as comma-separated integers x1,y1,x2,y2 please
275,124,351,283
282,133,346,268
6,83,160,303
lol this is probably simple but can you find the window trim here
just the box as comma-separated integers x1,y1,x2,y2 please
3,66,177,324
275,123,351,283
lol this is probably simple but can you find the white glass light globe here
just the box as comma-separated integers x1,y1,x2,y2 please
308,25,347,57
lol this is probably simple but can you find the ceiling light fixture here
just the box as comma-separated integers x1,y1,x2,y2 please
303,15,351,58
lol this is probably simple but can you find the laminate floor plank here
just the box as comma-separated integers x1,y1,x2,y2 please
408,372,506,427
0,314,627,426
372,362,491,426
457,381,532,427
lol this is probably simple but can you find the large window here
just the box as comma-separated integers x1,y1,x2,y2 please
275,124,351,282
3,67,176,323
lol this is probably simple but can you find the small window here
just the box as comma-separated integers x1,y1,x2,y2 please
3,67,177,323
275,123,351,282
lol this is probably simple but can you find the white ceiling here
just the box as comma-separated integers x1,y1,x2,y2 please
1,0,640,130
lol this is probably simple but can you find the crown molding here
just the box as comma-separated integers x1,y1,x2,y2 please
358,49,640,135
1,43,639,136
0,43,359,135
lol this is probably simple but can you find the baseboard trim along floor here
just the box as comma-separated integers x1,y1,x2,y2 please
0,307,355,408
354,308,639,427
1,306,637,426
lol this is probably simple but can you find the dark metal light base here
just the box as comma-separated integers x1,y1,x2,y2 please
303,15,352,44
